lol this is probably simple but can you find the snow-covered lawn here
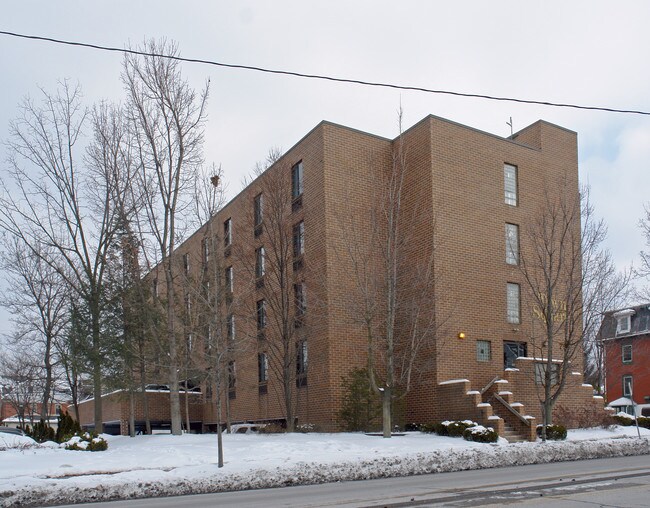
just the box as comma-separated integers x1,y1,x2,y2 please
1,426,649,507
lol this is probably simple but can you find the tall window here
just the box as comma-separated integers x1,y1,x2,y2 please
255,246,265,278
506,283,520,324
623,375,633,397
622,344,632,364
227,314,235,340
225,266,233,293
616,315,631,335
291,161,303,200
224,218,232,247
296,340,308,387
228,361,236,398
293,221,305,257
152,278,159,298
183,253,190,275
258,353,268,383
254,193,263,227
504,163,518,206
257,299,266,330
294,282,306,316
202,238,210,264
476,340,491,362
505,223,519,265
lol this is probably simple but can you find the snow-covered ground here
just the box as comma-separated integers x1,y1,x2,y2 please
1,426,649,507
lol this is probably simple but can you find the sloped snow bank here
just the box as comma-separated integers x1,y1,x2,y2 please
3,436,649,507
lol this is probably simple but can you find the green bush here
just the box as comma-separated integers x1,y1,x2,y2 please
419,423,438,434
28,419,56,443
536,424,567,440
64,432,108,452
637,416,650,429
463,426,498,443
56,411,82,443
612,413,635,426
338,367,381,432
446,420,477,437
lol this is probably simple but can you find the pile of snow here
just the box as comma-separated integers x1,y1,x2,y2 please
1,426,649,507
0,434,36,451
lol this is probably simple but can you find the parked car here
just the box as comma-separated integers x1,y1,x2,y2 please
0,426,26,436
229,423,267,434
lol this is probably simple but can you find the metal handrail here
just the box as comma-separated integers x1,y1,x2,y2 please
492,393,531,427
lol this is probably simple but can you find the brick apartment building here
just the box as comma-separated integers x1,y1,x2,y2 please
77,114,603,439
600,304,650,416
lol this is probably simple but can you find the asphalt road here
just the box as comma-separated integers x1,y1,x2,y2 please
56,454,650,507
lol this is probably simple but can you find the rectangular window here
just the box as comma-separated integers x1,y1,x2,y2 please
258,353,268,383
616,315,631,335
184,293,191,315
505,223,519,265
623,375,633,397
202,238,210,264
294,282,306,316
228,361,236,398
504,341,527,369
293,221,305,257
227,314,235,340
476,340,491,362
622,344,632,364
296,340,308,387
291,161,303,200
254,193,263,227
153,278,159,298
183,253,190,275
506,283,520,324
257,299,266,330
224,218,232,247
504,163,518,206
255,246,265,278
225,266,233,293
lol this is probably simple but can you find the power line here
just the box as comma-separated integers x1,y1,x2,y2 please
2,29,649,117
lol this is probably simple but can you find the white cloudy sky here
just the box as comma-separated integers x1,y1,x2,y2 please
1,1,649,334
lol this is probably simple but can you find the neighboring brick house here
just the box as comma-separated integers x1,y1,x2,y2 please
78,114,603,439
601,304,650,416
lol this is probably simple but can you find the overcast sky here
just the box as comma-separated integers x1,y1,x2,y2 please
1,1,649,336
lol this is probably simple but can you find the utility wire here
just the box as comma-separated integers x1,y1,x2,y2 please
2,29,649,116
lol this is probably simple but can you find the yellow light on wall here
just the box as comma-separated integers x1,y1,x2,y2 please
458,332,466,340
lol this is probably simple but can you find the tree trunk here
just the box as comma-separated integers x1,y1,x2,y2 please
41,337,53,423
216,374,224,468
129,389,135,437
382,388,392,438
138,355,151,434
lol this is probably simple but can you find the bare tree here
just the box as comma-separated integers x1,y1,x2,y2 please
235,149,314,433
637,203,650,301
0,82,126,433
123,39,209,435
519,184,627,438
341,113,444,438
0,239,68,422
0,349,43,429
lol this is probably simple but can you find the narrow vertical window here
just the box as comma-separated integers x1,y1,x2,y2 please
506,283,520,324
255,246,265,278
254,193,263,227
504,163,518,206
623,375,633,397
227,314,235,340
224,218,232,247
294,282,306,316
202,238,210,264
152,278,159,298
258,353,268,383
293,221,305,257
622,344,632,364
228,361,236,398
257,299,266,330
183,253,190,275
505,223,519,265
291,161,303,200
296,340,308,387
225,266,233,293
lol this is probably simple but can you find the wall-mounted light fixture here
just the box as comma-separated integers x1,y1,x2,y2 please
458,332,466,340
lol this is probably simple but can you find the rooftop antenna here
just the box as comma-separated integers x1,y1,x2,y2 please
506,117,513,137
